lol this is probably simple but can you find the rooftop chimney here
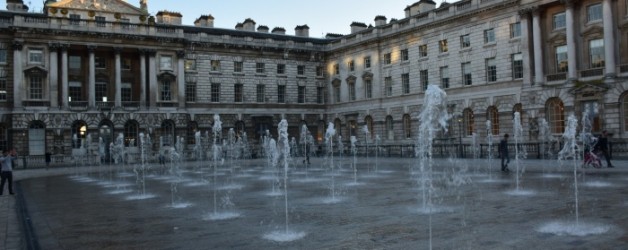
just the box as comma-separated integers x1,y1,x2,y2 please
350,22,368,33
271,27,286,35
406,0,437,17
242,18,256,31
374,16,387,27
7,0,28,12
235,23,243,30
194,15,214,28
257,25,269,33
156,10,182,25
295,24,310,37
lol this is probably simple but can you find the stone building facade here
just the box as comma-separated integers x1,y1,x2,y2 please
0,0,627,157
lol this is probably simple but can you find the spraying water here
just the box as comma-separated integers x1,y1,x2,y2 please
513,112,527,191
349,136,359,185
324,122,340,203
486,120,494,178
416,85,450,250
362,125,370,171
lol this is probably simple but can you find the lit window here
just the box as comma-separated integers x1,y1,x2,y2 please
211,60,221,71
546,98,565,134
419,44,428,57
185,59,196,71
348,61,354,71
439,40,448,53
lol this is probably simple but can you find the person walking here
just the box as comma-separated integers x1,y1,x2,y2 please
499,134,510,172
594,130,614,168
0,148,18,195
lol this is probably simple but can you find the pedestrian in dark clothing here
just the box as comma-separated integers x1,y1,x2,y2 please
595,130,614,168
45,152,52,169
0,149,18,195
499,134,510,172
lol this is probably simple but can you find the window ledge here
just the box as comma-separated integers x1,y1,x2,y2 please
438,52,449,58
459,48,472,53
483,43,496,48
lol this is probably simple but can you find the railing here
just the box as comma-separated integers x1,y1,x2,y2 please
456,0,473,11
68,101,88,111
580,68,604,78
96,101,114,110
157,102,176,107
546,72,567,82
22,100,50,107
122,101,140,109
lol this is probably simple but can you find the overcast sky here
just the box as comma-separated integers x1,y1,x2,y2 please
23,0,446,38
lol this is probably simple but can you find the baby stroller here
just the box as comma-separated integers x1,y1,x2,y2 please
583,148,602,168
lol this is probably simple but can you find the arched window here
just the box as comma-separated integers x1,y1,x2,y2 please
487,106,499,135
161,120,175,146
71,120,88,148
546,98,565,134
29,121,46,155
124,120,139,147
187,121,198,145
403,114,412,139
364,115,374,140
463,108,475,136
386,115,394,140
622,93,628,132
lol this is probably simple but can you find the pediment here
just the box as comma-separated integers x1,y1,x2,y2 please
581,25,603,38
547,32,566,44
345,75,357,83
362,71,373,79
157,71,176,81
331,78,341,87
23,66,48,75
48,0,143,14
570,83,608,97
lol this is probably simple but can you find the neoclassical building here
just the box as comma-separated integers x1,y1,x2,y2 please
0,0,627,157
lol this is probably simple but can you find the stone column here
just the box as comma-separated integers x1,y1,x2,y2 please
603,0,616,77
176,50,185,109
565,2,577,80
61,44,69,108
147,49,157,108
139,49,147,108
87,45,96,109
114,47,122,108
49,43,59,108
12,41,23,109
532,9,544,85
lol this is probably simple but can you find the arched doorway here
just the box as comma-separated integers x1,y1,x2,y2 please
99,120,114,163
29,121,46,156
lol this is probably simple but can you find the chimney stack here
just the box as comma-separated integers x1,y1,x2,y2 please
257,25,269,33
374,16,387,27
350,22,368,33
194,15,214,28
242,18,256,31
295,24,310,37
271,27,286,35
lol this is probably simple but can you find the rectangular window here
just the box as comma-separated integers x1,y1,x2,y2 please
486,58,497,82
365,79,372,99
298,86,306,103
317,86,325,104
160,55,172,70
211,60,221,71
587,3,602,22
69,82,82,101
121,83,132,102
95,16,106,27
316,66,324,77
553,12,566,30
348,83,356,101
348,61,355,71
0,49,6,63
211,83,220,102
234,84,243,102
334,85,341,103
462,62,472,85
278,85,286,103
439,40,448,53
29,75,43,99
69,14,80,25
298,65,306,75
256,84,265,102
185,59,196,71
512,53,523,79
29,49,43,64
364,56,371,68
256,63,265,74
233,61,243,73
484,28,495,44
402,73,410,94
590,39,605,68
385,77,392,97
186,83,196,102
419,44,428,57
95,56,106,69
440,66,449,88
95,82,107,101
384,53,392,64
510,22,521,38
277,64,285,74
420,70,428,91
160,81,171,101
69,56,81,70
122,58,131,70
555,45,568,73
0,78,6,100
401,49,409,61
460,34,470,48
334,63,339,74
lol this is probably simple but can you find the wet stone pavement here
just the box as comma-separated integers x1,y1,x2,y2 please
4,158,628,249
